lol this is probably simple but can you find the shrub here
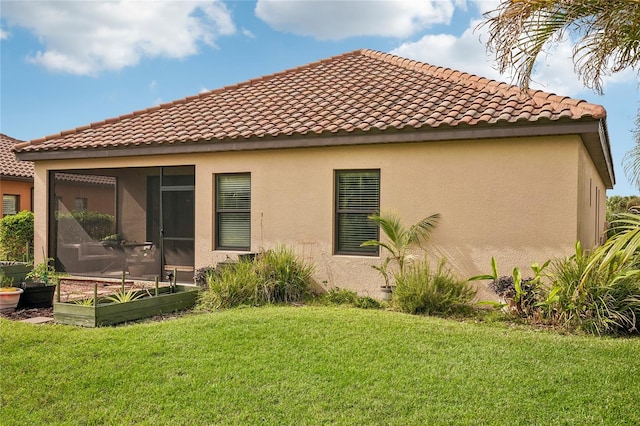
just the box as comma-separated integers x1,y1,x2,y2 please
0,210,34,261
56,210,115,242
197,246,315,310
393,259,476,315
255,246,314,303
198,260,260,310
319,288,383,309
193,265,217,286
544,243,640,335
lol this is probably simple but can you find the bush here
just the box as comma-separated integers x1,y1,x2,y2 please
319,288,383,309
544,245,640,335
255,247,314,303
56,210,114,242
193,265,217,286
197,246,315,310
393,259,476,315
0,210,34,261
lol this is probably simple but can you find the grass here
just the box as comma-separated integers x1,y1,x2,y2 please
2,307,639,425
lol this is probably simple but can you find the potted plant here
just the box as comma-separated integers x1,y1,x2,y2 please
0,272,23,313
19,258,59,309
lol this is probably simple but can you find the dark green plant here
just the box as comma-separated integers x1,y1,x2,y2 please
193,265,217,286
25,258,60,286
0,210,34,261
470,257,550,317
56,210,115,242
319,288,382,309
394,259,476,316
361,211,440,287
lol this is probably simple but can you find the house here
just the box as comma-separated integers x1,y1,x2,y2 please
14,49,613,298
1,133,34,217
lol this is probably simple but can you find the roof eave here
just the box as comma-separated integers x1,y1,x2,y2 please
15,120,614,188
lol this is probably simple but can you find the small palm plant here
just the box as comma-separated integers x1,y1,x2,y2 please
361,211,440,288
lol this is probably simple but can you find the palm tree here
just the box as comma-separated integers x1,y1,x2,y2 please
483,0,640,96
361,212,440,288
484,0,640,183
483,0,640,280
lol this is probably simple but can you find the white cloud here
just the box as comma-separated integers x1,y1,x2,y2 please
149,80,157,92
242,28,255,39
255,0,456,40
0,27,9,40
391,17,635,98
1,0,236,75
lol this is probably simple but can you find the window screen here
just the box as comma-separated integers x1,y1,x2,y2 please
335,170,380,255
216,173,251,250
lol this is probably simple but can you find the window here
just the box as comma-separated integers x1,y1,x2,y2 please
2,195,19,217
216,173,251,250
74,197,88,212
335,170,380,255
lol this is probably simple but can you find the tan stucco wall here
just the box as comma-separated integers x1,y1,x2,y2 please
577,142,607,248
0,178,33,215
31,135,604,299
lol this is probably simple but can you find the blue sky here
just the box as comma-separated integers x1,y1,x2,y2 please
1,0,638,195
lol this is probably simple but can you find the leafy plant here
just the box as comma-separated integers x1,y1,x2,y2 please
74,297,100,306
394,259,476,316
56,210,115,243
470,257,550,317
25,258,60,286
197,246,315,310
105,288,144,304
193,265,217,286
361,211,440,288
544,241,640,335
0,271,14,289
0,210,34,261
319,288,382,309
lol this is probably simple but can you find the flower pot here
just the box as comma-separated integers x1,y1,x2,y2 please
18,285,56,309
0,288,24,313
380,286,394,301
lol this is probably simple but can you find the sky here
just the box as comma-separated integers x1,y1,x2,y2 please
1,0,638,195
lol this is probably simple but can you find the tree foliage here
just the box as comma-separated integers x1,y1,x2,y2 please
484,0,640,187
0,210,34,261
483,0,640,94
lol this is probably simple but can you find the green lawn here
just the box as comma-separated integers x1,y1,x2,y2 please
1,307,639,425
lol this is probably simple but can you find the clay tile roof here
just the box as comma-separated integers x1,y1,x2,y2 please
0,133,33,178
14,49,607,154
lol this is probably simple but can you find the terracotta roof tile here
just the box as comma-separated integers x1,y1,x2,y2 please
0,134,33,178
15,49,607,154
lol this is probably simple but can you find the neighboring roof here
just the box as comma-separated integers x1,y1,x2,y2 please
13,49,614,187
0,133,33,179
55,172,117,186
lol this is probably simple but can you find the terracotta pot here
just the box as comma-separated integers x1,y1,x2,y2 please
0,288,24,313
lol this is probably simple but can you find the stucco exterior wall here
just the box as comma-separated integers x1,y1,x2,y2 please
31,135,599,299
0,178,33,215
577,142,607,248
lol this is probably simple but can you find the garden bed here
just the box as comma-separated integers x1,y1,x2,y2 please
54,285,200,327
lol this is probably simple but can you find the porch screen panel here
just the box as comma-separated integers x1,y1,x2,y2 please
216,173,250,250
335,170,380,255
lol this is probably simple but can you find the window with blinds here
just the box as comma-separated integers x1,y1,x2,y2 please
216,173,251,250
335,170,380,255
2,195,19,217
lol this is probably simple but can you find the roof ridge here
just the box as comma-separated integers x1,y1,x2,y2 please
359,49,606,119
27,50,367,145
